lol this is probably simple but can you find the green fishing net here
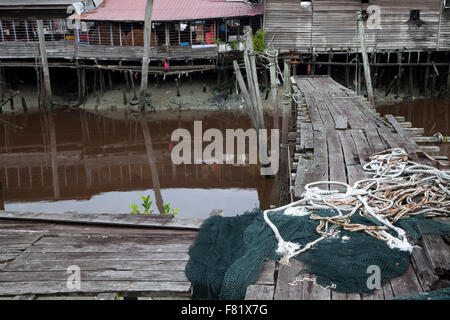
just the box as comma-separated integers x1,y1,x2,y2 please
390,287,450,300
185,208,450,300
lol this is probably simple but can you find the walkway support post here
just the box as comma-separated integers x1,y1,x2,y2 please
36,20,52,109
357,11,375,107
139,0,153,111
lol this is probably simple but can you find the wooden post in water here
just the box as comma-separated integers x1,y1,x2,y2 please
0,181,4,211
243,27,264,130
424,52,431,96
396,52,403,96
269,54,279,130
447,63,450,93
139,115,164,214
48,112,60,199
36,20,52,109
281,60,291,151
139,0,153,111
357,12,375,107
233,60,258,130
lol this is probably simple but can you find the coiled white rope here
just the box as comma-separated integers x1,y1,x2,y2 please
263,148,450,262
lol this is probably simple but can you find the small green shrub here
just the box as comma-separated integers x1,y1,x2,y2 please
253,29,267,52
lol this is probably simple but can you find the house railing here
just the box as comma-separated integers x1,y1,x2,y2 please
0,17,262,48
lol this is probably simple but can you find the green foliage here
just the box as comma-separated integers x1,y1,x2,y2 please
130,195,180,215
252,29,266,52
129,202,141,214
164,203,180,216
229,40,239,51
140,195,155,214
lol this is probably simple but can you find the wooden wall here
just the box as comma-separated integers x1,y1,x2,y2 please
264,0,450,52
264,0,312,52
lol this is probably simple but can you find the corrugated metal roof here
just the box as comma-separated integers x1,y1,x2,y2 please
79,0,264,22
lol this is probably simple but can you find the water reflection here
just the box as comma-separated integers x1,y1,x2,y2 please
377,99,450,158
0,109,279,218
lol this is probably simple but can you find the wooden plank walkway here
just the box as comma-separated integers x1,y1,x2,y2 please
283,75,450,300
0,212,276,299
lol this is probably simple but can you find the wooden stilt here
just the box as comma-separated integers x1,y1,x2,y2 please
233,60,258,130
48,112,60,199
175,78,180,97
345,51,350,88
21,97,27,113
424,52,431,96
357,12,375,107
36,20,52,109
139,0,154,111
269,55,279,130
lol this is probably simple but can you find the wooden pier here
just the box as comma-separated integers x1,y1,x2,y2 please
0,76,448,300
275,75,449,300
0,212,276,299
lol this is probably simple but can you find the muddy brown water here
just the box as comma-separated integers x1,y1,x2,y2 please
377,99,450,159
0,109,279,218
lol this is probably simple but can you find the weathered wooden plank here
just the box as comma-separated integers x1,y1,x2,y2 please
411,245,439,291
421,234,450,277
4,259,188,272
361,289,384,300
331,291,361,300
294,157,313,198
315,97,346,184
334,116,348,130
349,129,373,167
255,261,276,285
96,292,119,300
338,130,365,185
301,275,331,300
385,114,420,161
0,270,190,282
0,212,203,230
389,264,423,298
27,238,192,253
299,123,314,151
274,259,305,300
245,285,275,300
312,130,328,183
0,280,192,297
12,295,36,300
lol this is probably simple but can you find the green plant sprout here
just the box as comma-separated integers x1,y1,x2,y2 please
130,195,180,215
164,203,180,215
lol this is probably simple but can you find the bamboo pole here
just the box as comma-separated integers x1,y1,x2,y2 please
139,0,153,111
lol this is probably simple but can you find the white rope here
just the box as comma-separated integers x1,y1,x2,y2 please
263,148,450,262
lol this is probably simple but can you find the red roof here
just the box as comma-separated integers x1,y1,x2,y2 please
80,0,264,22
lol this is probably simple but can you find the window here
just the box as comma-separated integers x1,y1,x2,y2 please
445,0,450,9
410,10,420,21
300,1,312,11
